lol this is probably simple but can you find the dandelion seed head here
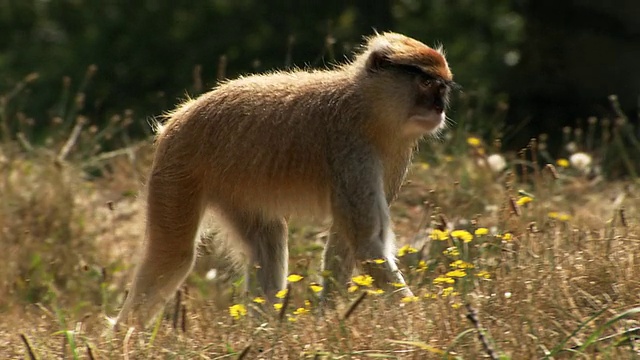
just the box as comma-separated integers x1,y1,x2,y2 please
570,152,592,173
487,154,507,173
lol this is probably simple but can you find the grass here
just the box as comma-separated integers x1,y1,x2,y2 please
1,78,639,359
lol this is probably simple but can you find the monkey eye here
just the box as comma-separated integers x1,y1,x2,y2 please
378,61,460,91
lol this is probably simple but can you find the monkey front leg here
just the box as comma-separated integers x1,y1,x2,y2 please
327,147,413,299
320,229,356,303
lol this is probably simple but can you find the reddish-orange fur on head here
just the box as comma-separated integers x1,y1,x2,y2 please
364,32,453,81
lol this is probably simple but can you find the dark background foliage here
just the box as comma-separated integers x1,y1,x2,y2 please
1,0,638,151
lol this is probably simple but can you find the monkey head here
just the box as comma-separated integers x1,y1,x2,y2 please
360,32,456,139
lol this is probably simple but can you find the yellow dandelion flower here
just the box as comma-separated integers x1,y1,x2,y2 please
502,233,513,241
309,283,323,293
556,158,570,168
430,229,449,241
367,289,385,295
474,227,489,236
304,300,311,307
548,211,559,219
558,213,571,221
352,274,374,287
252,297,266,304
293,307,309,315
416,260,428,272
467,137,481,147
401,296,420,303
433,276,455,285
391,282,406,288
398,244,418,257
287,315,297,322
516,196,533,206
373,258,386,264
273,303,283,310
275,289,288,299
451,230,473,243
450,260,474,269
424,293,437,299
287,274,303,283
229,304,247,320
442,287,455,297
446,269,467,278
348,285,359,293
476,271,491,279
443,247,460,257
451,303,462,309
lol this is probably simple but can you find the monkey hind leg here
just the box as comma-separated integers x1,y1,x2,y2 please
223,210,288,302
116,176,205,327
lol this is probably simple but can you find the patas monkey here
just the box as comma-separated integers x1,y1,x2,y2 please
116,32,454,326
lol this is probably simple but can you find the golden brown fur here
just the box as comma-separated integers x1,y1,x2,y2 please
116,32,454,326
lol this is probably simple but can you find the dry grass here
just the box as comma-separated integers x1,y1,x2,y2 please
1,97,640,358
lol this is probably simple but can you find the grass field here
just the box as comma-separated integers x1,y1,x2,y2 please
1,88,639,358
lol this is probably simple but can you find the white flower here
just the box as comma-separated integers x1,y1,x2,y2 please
569,152,592,173
205,268,218,280
486,154,507,173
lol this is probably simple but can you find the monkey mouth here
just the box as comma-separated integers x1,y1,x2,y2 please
407,111,445,133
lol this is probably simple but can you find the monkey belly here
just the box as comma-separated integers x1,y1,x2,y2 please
207,174,332,220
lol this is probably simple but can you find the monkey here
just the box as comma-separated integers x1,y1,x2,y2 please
115,32,454,326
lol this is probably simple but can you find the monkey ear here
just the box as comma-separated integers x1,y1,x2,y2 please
365,50,393,73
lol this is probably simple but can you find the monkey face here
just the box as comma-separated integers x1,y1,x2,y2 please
405,75,453,135
364,33,455,139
